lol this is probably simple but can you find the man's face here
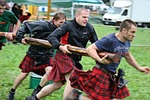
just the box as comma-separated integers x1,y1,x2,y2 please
123,25,137,42
53,19,66,27
0,5,6,15
76,10,89,26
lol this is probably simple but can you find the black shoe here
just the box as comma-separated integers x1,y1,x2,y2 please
72,89,82,100
26,96,37,100
31,87,41,96
7,91,15,100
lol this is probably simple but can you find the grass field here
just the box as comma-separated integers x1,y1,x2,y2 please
0,25,150,100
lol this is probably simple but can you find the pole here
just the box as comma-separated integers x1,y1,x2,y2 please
24,37,121,63
47,0,51,20
71,2,74,19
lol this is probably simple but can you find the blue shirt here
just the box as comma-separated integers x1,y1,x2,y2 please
95,33,130,72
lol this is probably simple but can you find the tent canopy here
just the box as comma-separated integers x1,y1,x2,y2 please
6,0,103,19
6,0,103,7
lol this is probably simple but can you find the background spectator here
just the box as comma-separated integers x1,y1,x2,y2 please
12,3,23,18
19,12,31,23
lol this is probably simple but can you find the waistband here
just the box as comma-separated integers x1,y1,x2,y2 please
95,64,112,74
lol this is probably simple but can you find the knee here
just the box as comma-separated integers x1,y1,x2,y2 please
64,89,82,100
63,93,75,100
53,82,62,89
45,66,52,75
21,72,29,78
63,96,74,100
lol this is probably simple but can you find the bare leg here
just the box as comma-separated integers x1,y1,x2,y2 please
36,81,62,99
65,88,91,100
63,72,91,100
7,72,28,100
39,66,52,87
31,66,52,96
12,72,28,89
63,72,74,100
79,95,91,100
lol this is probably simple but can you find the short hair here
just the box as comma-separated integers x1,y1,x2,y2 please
53,12,66,21
27,12,31,16
0,0,6,6
17,4,21,9
120,19,137,31
75,8,90,16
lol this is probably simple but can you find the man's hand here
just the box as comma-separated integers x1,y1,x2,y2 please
5,32,13,41
21,38,28,45
98,54,112,64
139,67,150,74
59,44,72,54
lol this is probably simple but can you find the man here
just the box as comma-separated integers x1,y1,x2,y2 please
19,12,31,23
7,12,66,100
12,3,23,19
0,0,20,50
69,19,150,100
26,8,98,100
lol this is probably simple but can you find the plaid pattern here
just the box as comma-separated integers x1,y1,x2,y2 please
70,67,130,100
19,55,53,76
48,51,74,84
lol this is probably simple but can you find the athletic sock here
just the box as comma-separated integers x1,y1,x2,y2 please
35,95,39,100
31,85,43,96
72,89,82,100
78,94,82,100
37,85,42,89
10,88,15,92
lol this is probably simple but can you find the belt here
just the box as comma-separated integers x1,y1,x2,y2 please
95,64,110,74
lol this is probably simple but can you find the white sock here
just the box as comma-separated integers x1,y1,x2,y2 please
78,94,82,100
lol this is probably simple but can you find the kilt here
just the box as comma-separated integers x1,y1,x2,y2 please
70,67,130,100
48,51,74,84
19,55,53,76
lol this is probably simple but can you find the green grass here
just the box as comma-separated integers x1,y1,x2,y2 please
0,25,150,100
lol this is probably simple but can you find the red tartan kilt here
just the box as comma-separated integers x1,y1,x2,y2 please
48,51,74,84
70,67,130,100
19,55,52,76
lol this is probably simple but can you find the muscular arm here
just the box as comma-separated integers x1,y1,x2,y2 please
124,51,150,72
86,43,109,64
0,32,13,40
124,51,142,70
1,20,20,40
0,32,6,36
12,20,21,36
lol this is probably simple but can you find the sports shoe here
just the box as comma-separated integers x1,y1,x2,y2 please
31,87,41,96
72,89,82,100
7,91,15,100
26,96,37,100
